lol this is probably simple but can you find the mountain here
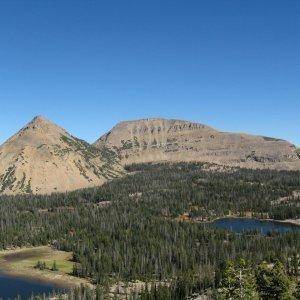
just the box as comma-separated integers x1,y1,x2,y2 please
1,116,299,195
94,118,300,170
0,116,122,195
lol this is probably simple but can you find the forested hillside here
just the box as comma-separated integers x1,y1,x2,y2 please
0,162,300,298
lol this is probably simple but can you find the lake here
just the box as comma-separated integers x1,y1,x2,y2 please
212,218,300,235
0,273,67,299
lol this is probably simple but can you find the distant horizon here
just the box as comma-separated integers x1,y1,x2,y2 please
1,114,299,147
1,1,299,146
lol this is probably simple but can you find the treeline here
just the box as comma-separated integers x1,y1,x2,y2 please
0,162,299,298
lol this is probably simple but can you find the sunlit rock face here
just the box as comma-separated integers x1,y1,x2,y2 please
94,118,300,170
0,116,123,195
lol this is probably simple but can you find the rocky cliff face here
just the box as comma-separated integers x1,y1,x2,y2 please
94,118,300,170
0,116,122,195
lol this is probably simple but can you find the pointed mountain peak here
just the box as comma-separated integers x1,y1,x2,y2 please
0,115,70,149
20,115,67,135
0,116,123,195
27,115,56,127
30,115,48,123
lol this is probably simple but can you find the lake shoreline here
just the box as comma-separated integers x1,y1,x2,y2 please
0,267,72,290
0,246,93,290
210,216,300,235
273,218,300,226
0,271,68,299
206,216,300,227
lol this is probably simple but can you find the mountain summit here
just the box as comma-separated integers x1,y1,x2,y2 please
1,116,299,195
0,116,122,194
94,118,300,170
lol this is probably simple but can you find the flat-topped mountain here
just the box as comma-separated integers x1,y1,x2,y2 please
0,116,122,195
95,118,300,170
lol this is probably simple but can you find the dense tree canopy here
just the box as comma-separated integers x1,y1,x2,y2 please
0,162,299,298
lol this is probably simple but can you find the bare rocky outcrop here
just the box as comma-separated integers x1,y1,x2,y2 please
94,118,300,170
0,116,123,195
1,116,299,195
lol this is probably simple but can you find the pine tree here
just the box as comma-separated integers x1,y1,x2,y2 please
256,260,293,299
52,260,58,271
219,259,259,299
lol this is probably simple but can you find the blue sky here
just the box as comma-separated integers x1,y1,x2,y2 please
0,1,299,146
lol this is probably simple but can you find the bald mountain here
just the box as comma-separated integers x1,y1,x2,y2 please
0,116,122,195
94,118,300,170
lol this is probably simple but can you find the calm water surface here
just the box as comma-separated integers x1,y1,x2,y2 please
0,273,66,299
212,218,300,235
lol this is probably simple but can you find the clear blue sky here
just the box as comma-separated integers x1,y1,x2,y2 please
0,1,299,146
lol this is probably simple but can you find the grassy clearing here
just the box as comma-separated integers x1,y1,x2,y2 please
0,246,91,288
1,246,73,273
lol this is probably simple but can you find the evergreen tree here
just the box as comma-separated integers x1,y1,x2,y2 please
52,260,58,271
219,258,258,299
256,260,293,299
